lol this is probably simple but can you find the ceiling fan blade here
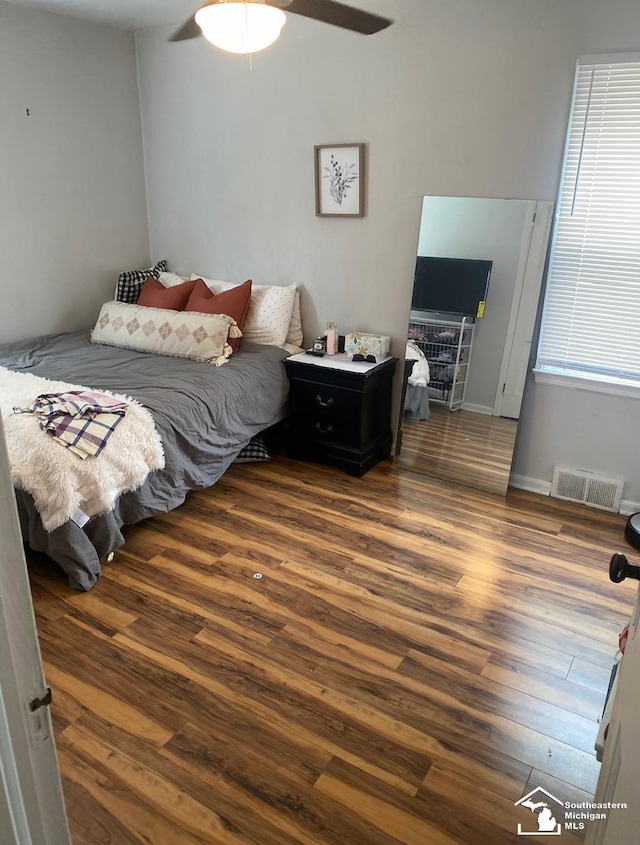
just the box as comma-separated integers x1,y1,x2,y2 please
274,0,392,34
169,0,392,43
169,14,201,42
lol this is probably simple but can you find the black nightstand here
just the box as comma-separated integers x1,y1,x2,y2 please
284,353,398,476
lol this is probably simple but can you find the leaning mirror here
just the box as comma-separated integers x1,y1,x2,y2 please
398,196,553,495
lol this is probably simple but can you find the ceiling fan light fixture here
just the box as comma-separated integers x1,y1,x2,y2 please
195,1,286,54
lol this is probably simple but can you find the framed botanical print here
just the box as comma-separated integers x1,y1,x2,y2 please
314,143,365,217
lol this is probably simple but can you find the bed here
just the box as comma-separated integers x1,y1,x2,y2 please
0,329,290,590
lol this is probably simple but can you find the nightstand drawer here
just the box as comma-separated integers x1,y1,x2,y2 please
293,412,361,448
289,380,362,417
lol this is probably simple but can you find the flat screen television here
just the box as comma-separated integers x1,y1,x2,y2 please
412,256,493,319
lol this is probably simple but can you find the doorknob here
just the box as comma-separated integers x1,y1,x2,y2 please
609,552,640,583
29,687,52,712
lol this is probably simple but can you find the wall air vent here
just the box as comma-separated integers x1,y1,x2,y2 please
551,466,624,512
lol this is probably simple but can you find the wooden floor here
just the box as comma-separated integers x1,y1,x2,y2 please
29,453,637,844
398,406,519,495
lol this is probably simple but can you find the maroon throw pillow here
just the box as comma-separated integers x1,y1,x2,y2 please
186,279,253,351
137,277,196,311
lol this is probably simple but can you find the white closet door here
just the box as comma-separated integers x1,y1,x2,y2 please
495,200,554,419
0,415,70,845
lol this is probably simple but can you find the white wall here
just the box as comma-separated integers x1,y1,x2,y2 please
513,0,640,510
134,0,640,504
136,0,579,336
417,196,532,412
0,2,150,343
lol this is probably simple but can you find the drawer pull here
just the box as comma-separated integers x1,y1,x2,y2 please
315,422,334,435
316,394,334,407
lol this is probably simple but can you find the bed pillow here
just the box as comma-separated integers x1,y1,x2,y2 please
116,259,167,304
158,271,188,287
233,436,271,463
91,301,241,365
186,279,252,352
137,277,196,310
191,275,297,347
243,283,297,346
287,289,303,347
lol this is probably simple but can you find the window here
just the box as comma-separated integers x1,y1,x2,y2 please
536,54,640,393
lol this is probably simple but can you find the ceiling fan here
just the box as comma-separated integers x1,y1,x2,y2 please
171,0,393,54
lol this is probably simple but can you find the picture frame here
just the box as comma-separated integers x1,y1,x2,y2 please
314,143,365,217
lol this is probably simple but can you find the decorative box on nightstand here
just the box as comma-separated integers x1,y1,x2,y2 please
284,352,398,477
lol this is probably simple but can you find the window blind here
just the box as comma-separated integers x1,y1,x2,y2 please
536,55,640,385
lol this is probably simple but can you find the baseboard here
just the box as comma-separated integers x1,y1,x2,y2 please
509,474,552,496
461,403,494,416
620,499,640,516
510,477,640,516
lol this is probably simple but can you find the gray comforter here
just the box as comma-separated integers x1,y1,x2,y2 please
0,330,289,590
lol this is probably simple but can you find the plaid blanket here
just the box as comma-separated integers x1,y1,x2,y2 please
2,367,164,531
14,391,129,459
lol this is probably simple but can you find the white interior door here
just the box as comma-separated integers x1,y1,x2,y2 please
585,585,640,844
0,415,70,845
494,200,554,419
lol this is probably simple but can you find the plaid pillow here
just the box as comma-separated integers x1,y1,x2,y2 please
233,437,271,463
116,259,167,304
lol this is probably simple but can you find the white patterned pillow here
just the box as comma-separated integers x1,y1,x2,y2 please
158,271,188,287
191,275,298,347
287,289,304,347
91,301,240,366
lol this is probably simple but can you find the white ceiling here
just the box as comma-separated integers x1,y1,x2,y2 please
5,0,212,31
4,0,384,32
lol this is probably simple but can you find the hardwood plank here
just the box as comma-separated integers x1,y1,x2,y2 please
45,662,173,748
480,610,619,671
64,590,138,632
27,576,69,626
39,615,201,738
421,764,585,844
58,723,241,844
57,746,144,845
103,556,282,646
192,622,601,794
277,557,598,679
165,720,414,845
481,655,605,722
597,578,639,605
567,657,614,694
314,763,462,845
110,522,169,563
524,768,596,808
276,617,408,672
398,408,518,495
29,454,636,844
398,649,600,756
47,681,86,736
117,622,432,794
70,711,335,845
455,574,622,649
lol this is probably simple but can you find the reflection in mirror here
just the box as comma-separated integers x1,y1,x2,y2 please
398,196,553,495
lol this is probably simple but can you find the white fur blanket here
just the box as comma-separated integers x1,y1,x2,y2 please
1,367,165,531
